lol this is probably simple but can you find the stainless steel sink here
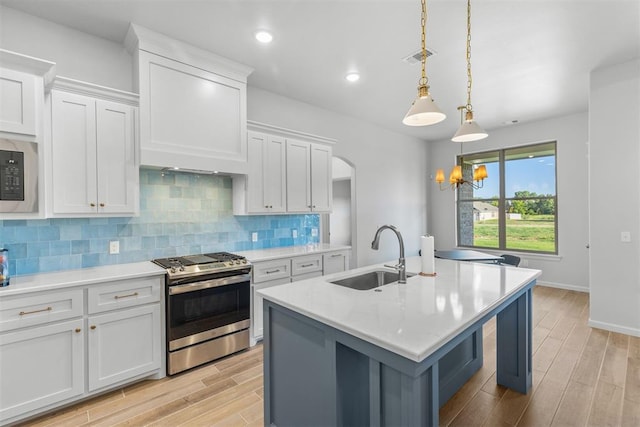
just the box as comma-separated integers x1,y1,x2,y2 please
330,270,415,290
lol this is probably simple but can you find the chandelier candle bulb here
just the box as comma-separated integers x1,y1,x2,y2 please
420,235,436,276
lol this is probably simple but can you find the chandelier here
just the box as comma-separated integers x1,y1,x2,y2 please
435,145,488,190
403,0,446,126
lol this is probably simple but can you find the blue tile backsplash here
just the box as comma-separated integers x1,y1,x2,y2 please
0,168,320,276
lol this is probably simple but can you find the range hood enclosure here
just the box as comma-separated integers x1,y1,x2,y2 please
125,24,253,175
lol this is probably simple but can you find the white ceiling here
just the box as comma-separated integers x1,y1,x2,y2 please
2,0,639,141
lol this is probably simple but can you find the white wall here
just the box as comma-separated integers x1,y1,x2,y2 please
428,112,590,291
0,6,133,92
331,179,352,246
248,87,428,267
589,59,640,336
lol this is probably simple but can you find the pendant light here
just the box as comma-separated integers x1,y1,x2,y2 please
403,0,446,126
451,0,487,142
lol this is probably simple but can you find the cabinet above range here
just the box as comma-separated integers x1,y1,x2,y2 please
125,24,253,175
233,121,336,215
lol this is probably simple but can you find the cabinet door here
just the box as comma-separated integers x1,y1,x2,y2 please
51,90,98,214
252,278,290,340
88,304,161,391
286,140,312,212
310,143,332,212
96,100,137,214
0,319,84,423
0,68,36,135
246,132,268,214
323,251,350,275
264,136,287,213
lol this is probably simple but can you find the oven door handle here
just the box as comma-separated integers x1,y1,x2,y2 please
168,274,251,295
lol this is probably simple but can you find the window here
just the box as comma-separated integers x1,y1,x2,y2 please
457,142,557,254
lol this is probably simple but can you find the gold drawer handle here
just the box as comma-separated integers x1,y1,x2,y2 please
301,263,315,268
99,203,105,207
19,306,52,316
114,292,139,300
265,269,280,274
90,325,96,330
75,328,81,333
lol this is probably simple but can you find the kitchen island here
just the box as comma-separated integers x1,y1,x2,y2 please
258,256,541,426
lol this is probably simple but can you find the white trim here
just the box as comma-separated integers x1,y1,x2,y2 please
455,247,562,262
588,319,640,337
247,120,337,145
50,76,139,106
536,280,588,293
125,23,253,83
0,49,57,87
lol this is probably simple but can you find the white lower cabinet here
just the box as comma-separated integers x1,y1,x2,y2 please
250,249,350,341
0,275,163,425
0,319,84,422
88,304,161,391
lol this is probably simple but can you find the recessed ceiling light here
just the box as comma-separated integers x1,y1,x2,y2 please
345,72,360,82
502,119,519,125
255,30,273,44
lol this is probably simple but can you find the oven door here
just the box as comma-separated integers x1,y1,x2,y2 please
167,273,251,352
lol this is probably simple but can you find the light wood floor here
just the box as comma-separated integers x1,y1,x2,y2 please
19,286,640,427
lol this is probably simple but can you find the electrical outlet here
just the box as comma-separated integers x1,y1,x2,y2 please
292,229,298,238
109,240,120,254
621,231,632,243
252,232,258,242
311,228,318,237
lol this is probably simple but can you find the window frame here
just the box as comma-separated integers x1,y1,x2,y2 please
456,141,558,255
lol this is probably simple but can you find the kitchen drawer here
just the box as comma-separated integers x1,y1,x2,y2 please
323,250,350,275
0,289,84,332
252,259,291,284
88,276,162,314
291,255,323,276
292,271,323,282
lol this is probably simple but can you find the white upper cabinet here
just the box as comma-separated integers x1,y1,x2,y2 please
287,140,333,213
0,49,55,137
243,131,286,214
0,68,37,135
48,78,138,217
125,24,253,175
233,122,335,215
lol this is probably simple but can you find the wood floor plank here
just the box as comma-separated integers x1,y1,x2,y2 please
587,381,623,427
624,356,640,403
550,381,594,426
570,328,609,387
533,336,563,373
231,364,263,385
239,400,264,424
179,394,260,427
629,336,640,359
621,398,640,426
449,390,502,427
599,332,629,388
516,375,566,427
545,345,582,388
211,413,248,427
482,369,545,427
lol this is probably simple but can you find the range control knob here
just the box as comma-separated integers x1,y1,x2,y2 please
179,266,185,271
170,267,176,273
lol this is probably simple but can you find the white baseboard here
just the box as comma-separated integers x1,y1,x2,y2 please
536,280,589,293
588,319,640,337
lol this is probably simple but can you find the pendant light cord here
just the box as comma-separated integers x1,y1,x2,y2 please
466,0,473,111
420,0,428,87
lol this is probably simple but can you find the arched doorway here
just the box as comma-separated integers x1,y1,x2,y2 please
321,156,357,268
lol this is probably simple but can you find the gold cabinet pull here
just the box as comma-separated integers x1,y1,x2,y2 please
75,328,81,333
114,292,139,300
301,263,314,268
19,306,52,316
90,325,96,330
265,269,280,274
99,203,105,207
90,202,96,207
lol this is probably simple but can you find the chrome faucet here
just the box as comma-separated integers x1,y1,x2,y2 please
371,224,406,284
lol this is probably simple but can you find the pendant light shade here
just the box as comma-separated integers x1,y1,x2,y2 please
452,111,488,142
403,91,446,126
403,0,445,127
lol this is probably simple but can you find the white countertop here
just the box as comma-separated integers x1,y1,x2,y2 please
257,256,541,362
237,243,351,263
0,262,166,297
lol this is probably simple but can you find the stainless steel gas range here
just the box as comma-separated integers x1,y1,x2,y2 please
152,252,251,375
